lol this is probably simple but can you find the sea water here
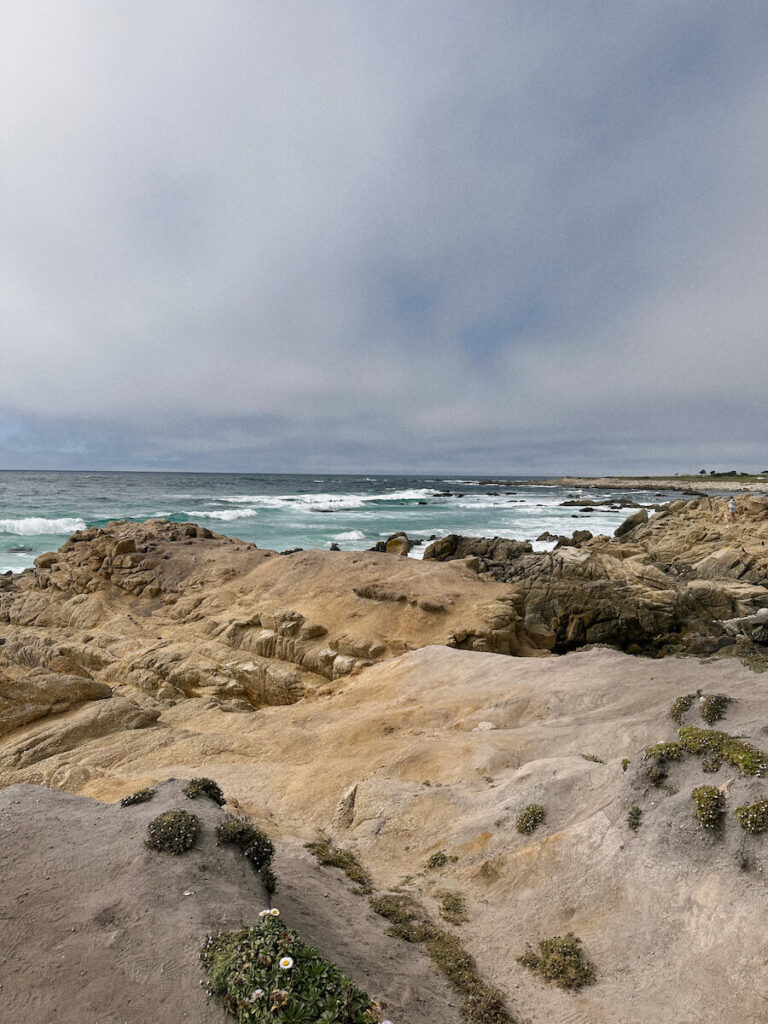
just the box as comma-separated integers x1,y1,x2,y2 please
0,471,682,574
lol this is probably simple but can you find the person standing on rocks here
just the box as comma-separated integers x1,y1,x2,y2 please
729,496,737,523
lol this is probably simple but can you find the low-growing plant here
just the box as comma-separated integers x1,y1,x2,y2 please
678,726,768,776
643,741,685,787
216,816,275,871
146,809,200,854
516,804,545,835
517,933,596,990
260,864,278,898
426,850,451,869
702,754,722,773
580,753,605,764
670,692,698,724
734,798,768,834
369,894,512,1023
201,915,380,1023
621,758,630,772
692,785,724,829
438,890,468,926
183,777,225,805
627,806,642,831
306,840,373,893
700,694,732,725
120,787,156,807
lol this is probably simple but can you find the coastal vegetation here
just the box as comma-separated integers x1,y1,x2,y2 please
369,893,512,1023
120,786,156,806
734,799,768,834
146,809,201,854
306,839,373,894
201,914,382,1023
517,933,596,990
216,816,276,871
692,786,724,829
516,804,546,834
184,777,226,805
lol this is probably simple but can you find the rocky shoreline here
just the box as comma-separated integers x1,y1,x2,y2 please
1,498,767,1023
546,474,768,493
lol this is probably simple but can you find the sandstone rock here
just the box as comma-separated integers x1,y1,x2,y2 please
385,532,410,556
614,507,649,537
0,668,112,738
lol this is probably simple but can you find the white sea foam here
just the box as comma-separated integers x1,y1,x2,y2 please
332,530,366,541
185,508,258,521
0,517,86,536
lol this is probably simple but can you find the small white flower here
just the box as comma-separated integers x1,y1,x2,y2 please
248,988,265,1002
270,907,280,917
279,956,294,970
258,909,270,917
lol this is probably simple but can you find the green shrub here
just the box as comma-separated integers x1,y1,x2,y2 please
201,915,380,1023
516,804,545,835
146,809,200,854
517,933,596,990
306,840,372,894
183,777,225,805
670,693,697,724
700,694,732,725
692,785,724,829
735,798,768,834
216,817,274,870
627,806,642,831
120,787,156,807
679,727,768,776
438,890,468,926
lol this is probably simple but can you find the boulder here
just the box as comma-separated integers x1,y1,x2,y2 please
614,508,649,537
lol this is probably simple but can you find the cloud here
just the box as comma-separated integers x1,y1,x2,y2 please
2,0,767,472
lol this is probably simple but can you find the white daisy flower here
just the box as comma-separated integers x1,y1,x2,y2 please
279,956,294,970
258,909,270,917
270,908,280,917
248,989,265,1002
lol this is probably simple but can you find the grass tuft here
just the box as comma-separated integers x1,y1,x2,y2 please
306,840,373,894
517,933,596,990
437,890,468,926
369,893,513,1022
627,806,642,831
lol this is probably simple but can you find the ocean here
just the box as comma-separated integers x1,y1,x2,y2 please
0,471,682,574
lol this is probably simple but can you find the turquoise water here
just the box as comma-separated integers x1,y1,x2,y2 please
0,471,679,574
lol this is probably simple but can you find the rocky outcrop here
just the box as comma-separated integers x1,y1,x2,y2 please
424,497,768,655
0,519,550,730
0,666,111,738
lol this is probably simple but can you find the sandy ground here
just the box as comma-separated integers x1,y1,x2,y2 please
0,779,462,1024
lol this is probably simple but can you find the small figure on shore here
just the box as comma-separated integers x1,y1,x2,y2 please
729,496,737,524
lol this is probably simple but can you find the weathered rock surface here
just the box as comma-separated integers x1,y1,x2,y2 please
0,519,548,725
1,646,766,1023
425,495,768,654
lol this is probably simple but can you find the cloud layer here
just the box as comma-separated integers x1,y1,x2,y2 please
2,1,767,472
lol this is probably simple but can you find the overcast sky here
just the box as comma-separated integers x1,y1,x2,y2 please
2,1,767,474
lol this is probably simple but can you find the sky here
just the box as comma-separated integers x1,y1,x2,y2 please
2,1,767,475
